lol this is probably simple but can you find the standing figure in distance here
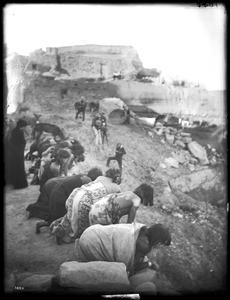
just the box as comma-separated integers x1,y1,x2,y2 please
106,143,126,175
75,96,87,121
91,113,102,149
100,112,108,146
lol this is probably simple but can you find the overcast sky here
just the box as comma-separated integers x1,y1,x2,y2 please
4,3,226,90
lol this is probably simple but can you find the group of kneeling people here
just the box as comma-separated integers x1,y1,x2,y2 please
26,167,171,276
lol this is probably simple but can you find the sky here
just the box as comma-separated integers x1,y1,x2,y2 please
4,3,226,90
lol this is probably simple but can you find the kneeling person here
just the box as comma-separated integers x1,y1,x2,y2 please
89,183,154,225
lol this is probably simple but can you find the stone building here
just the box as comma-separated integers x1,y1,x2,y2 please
28,44,143,79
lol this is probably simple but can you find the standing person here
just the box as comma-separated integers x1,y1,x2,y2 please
91,113,102,149
49,168,122,244
89,183,154,226
75,96,87,121
100,112,108,146
5,119,28,189
74,222,171,276
106,143,126,175
123,104,131,125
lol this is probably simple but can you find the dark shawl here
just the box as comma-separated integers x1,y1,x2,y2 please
26,174,85,221
5,125,28,189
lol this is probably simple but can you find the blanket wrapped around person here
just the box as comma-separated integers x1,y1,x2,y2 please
74,222,145,275
49,181,108,243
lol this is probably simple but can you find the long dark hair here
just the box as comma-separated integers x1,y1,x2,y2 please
105,168,121,184
147,223,171,247
134,183,154,206
87,167,103,181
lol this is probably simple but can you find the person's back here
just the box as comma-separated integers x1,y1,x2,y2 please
94,175,121,194
89,191,140,226
39,161,56,191
75,222,145,273
49,174,91,221
115,191,140,213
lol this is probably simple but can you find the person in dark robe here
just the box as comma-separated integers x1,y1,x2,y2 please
25,167,103,233
5,119,28,189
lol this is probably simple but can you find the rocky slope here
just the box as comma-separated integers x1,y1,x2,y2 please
4,88,227,295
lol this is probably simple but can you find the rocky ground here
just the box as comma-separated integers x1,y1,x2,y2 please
4,94,228,296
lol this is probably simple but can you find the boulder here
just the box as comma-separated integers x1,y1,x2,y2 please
180,132,191,137
174,140,186,149
159,187,179,212
187,141,209,165
169,169,217,193
154,127,164,135
129,268,157,290
181,136,193,144
164,127,171,134
188,163,196,171
172,151,187,164
134,282,157,295
165,133,175,145
18,274,56,292
159,162,167,169
165,157,179,168
59,261,130,293
100,97,125,115
189,157,199,164
174,133,182,140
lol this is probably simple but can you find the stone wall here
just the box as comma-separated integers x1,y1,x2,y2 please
29,45,143,79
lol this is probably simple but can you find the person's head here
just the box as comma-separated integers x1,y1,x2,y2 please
56,148,71,165
18,107,29,116
74,153,85,163
116,143,121,149
147,223,171,247
72,142,85,163
105,168,121,184
16,119,28,129
134,183,154,206
87,167,103,181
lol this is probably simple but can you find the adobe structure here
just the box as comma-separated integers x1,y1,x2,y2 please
28,45,143,79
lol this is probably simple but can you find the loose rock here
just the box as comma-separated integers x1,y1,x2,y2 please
165,157,179,168
187,141,209,165
59,261,130,293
